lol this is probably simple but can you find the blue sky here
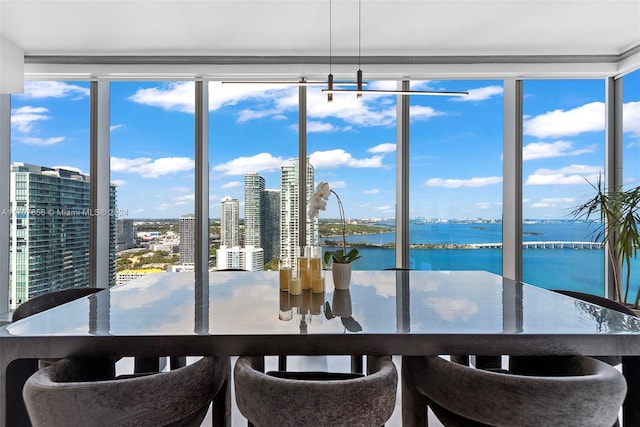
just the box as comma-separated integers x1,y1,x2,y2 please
9,75,640,220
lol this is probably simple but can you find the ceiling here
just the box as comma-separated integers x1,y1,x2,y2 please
2,0,640,80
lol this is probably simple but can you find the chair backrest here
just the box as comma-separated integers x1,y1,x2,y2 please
405,355,627,427
13,288,104,322
234,355,397,427
552,289,638,317
23,356,229,427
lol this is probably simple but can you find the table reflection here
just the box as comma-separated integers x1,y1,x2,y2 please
6,270,640,338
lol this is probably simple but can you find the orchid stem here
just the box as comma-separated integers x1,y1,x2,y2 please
331,189,347,253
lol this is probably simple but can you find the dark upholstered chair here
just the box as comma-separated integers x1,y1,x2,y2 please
23,356,230,427
402,355,627,427
8,287,105,427
507,289,639,427
234,355,398,427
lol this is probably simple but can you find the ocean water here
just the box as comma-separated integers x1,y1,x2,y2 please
326,221,640,299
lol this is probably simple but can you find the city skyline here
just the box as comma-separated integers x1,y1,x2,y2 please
8,77,640,221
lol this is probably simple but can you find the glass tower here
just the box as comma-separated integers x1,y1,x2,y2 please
220,197,240,247
263,189,281,264
280,160,316,269
8,162,116,309
179,214,195,265
244,173,265,248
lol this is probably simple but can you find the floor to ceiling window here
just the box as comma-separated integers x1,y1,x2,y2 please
622,70,640,303
208,82,299,271
307,82,397,271
110,81,195,283
9,81,90,307
409,80,503,272
521,79,606,294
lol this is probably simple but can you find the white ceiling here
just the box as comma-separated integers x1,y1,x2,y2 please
2,0,640,80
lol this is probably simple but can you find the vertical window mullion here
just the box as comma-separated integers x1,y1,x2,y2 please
89,81,111,288
502,79,523,281
0,94,10,313
396,81,410,269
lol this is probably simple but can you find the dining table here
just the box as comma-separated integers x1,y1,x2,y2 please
2,269,640,426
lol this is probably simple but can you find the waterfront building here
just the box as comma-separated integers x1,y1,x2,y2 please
8,162,116,309
221,197,240,247
280,160,317,270
179,214,195,265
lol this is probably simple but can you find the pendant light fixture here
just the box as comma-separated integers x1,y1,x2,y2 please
322,0,468,98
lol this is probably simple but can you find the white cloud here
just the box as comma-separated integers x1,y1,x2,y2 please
524,102,604,138
523,140,596,160
368,143,396,154
363,188,380,194
309,149,384,169
425,176,503,188
475,202,493,210
307,89,398,127
111,156,194,178
530,198,575,209
237,108,277,123
173,194,195,205
327,181,346,189
212,153,285,176
110,124,125,132
623,101,640,136
130,81,449,129
526,164,602,185
171,186,191,192
410,105,443,120
11,106,51,133
306,121,339,133
453,85,503,102
20,81,89,99
375,205,394,213
128,82,196,113
222,181,242,189
111,179,127,186
17,136,65,146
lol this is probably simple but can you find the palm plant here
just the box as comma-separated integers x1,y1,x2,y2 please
571,177,640,306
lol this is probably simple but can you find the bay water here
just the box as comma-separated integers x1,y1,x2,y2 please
327,220,640,299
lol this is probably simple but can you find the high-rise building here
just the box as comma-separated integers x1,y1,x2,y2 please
116,218,136,251
280,160,317,269
262,189,281,263
179,214,195,265
8,162,116,309
216,245,264,271
244,173,265,248
220,197,240,247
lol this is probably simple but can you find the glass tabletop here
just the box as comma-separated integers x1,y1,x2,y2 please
6,270,640,337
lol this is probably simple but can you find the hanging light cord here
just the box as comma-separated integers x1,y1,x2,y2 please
327,0,334,101
356,0,363,97
329,0,332,74
358,0,361,71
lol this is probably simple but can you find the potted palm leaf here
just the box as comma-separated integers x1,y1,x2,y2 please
572,177,640,307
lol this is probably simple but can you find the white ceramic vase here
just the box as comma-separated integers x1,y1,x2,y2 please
332,262,352,290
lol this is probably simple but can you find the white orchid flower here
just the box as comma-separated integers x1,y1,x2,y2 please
315,182,331,200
